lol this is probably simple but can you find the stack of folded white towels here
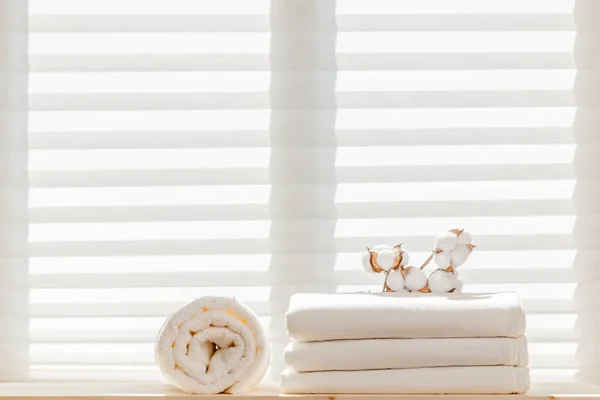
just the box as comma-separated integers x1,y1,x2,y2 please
281,292,529,394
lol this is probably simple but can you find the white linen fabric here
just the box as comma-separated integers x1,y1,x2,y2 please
284,336,528,372
155,297,269,394
286,292,526,341
280,366,531,394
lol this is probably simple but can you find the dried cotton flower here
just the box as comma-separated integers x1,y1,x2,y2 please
402,267,429,292
386,269,408,292
434,231,458,252
428,269,463,293
434,250,452,269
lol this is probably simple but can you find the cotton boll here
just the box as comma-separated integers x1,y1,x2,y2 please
435,232,458,251
428,269,460,293
453,277,464,293
456,230,472,245
404,267,428,292
400,250,410,267
434,251,452,269
376,248,397,271
362,251,379,274
362,244,398,273
386,269,406,292
451,276,463,292
450,244,470,267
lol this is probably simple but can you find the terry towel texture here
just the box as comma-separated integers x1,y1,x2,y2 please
155,297,269,394
286,292,526,341
285,336,529,372
280,366,530,394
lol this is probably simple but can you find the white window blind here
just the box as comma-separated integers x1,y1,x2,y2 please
27,0,275,382
22,0,600,388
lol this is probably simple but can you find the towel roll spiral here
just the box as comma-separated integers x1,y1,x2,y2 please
155,296,269,394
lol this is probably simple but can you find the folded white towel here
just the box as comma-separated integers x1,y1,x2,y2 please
286,292,525,341
280,366,530,394
284,336,528,372
155,297,269,394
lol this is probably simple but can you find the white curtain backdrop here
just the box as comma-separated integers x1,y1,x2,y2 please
0,0,597,389
0,0,29,381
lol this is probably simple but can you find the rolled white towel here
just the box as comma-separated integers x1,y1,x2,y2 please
155,297,269,394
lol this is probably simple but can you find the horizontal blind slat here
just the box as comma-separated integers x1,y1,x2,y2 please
29,131,271,149
30,93,576,111
25,299,577,318
336,53,576,70
29,169,573,187
26,250,578,273
30,171,270,187
30,94,270,110
336,31,575,54
28,235,574,257
336,128,575,145
27,269,582,289
29,33,271,55
29,0,271,15
26,215,575,242
29,54,271,72
29,110,271,131
28,200,574,223
336,15,575,31
30,54,575,72
28,301,273,318
30,15,271,33
31,15,576,33
28,145,574,171
335,0,575,15
29,71,271,93
30,70,578,93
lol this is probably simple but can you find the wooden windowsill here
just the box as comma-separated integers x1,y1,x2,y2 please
0,383,599,400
